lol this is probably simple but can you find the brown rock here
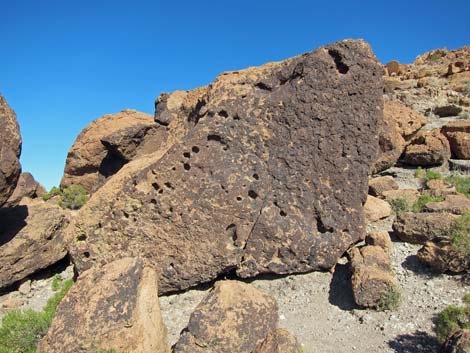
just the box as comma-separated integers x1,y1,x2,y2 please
442,121,470,159
350,246,396,308
424,194,470,215
418,241,470,273
66,40,383,293
173,280,278,353
440,329,470,353
0,198,70,289
401,130,451,167
253,329,302,353
4,172,46,207
368,176,398,197
424,179,457,198
0,95,22,206
37,257,169,353
364,195,392,222
385,61,407,76
393,212,457,244
373,100,426,173
366,231,393,255
382,189,420,205
60,109,155,193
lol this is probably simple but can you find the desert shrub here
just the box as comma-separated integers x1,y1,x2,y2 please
411,195,444,212
58,185,88,210
451,213,470,255
42,186,62,201
435,294,470,343
378,285,402,311
414,167,426,179
390,198,410,215
0,278,73,353
414,168,442,181
445,175,470,197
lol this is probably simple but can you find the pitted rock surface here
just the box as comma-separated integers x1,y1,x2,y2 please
37,257,169,353
60,109,154,193
67,39,383,293
173,280,278,353
0,95,22,206
0,198,70,289
4,172,45,207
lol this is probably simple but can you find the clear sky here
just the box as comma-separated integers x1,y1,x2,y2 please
1,0,469,190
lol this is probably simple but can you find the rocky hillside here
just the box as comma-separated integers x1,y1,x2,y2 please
1,41,470,353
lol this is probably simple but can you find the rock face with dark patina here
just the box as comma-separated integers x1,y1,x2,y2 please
0,95,22,206
38,257,170,353
67,39,383,293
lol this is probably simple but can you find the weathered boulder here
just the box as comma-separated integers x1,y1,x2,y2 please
442,121,470,159
173,280,278,353
4,172,46,207
424,194,470,215
440,329,470,353
418,241,470,273
366,231,393,255
368,176,398,197
392,212,457,244
350,242,397,309
364,195,392,222
253,329,302,353
373,100,426,173
67,40,383,294
401,130,451,167
382,188,420,205
60,109,154,193
0,95,22,206
423,179,457,198
37,257,169,353
0,198,70,289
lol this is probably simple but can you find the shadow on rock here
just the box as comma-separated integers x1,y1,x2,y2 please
388,330,440,353
402,254,441,279
328,263,358,310
0,205,28,246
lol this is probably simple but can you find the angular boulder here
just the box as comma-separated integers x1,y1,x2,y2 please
67,40,383,293
382,188,420,205
423,194,470,215
173,280,278,353
442,121,470,159
364,195,392,222
60,109,155,193
423,179,457,198
392,212,457,244
368,175,398,197
253,329,302,353
418,241,470,273
401,130,451,167
0,198,70,289
4,172,46,207
0,95,22,206
37,257,169,353
373,100,426,173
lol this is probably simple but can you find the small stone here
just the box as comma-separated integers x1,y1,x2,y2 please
18,280,31,295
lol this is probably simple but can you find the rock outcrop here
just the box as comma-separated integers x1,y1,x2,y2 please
173,280,278,353
0,198,70,289
4,172,45,207
66,40,383,294
38,257,170,353
60,109,155,193
0,95,22,206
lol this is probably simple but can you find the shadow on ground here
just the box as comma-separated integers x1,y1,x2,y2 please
388,330,441,353
401,254,442,279
328,263,358,310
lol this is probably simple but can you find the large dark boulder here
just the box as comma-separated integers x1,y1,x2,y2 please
0,95,22,206
66,39,383,293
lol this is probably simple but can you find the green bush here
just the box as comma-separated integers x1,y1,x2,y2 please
390,198,410,215
42,186,62,201
411,195,444,213
445,175,470,197
451,213,470,255
377,285,402,311
0,278,73,353
436,294,470,343
414,168,442,181
58,185,89,210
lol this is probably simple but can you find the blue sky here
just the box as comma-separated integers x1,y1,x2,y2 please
1,0,469,190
